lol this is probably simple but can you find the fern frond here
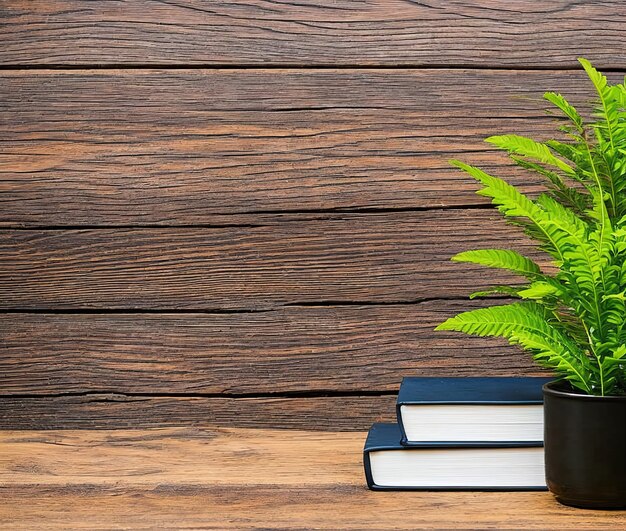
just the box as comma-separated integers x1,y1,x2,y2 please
512,157,591,216
436,302,593,393
580,57,626,221
486,134,575,175
545,140,588,174
579,57,619,149
544,91,584,133
469,286,523,299
450,160,546,220
452,249,541,278
452,161,577,263
517,281,560,300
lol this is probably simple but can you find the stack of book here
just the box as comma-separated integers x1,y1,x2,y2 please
364,377,552,490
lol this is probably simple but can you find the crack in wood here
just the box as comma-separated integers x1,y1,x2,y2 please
0,204,494,231
0,295,513,314
1,389,399,400
1,64,626,72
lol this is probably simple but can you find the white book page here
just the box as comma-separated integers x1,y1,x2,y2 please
401,404,543,442
370,447,545,487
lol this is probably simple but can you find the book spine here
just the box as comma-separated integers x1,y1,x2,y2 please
363,450,376,490
395,401,409,446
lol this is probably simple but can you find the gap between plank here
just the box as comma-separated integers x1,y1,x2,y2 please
1,389,398,400
1,64,625,72
0,295,511,315
1,204,493,231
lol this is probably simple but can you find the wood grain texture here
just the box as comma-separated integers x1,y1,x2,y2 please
0,211,544,310
3,487,624,531
0,302,542,396
0,427,359,487
0,396,397,431
3,69,623,227
1,428,624,529
2,1,625,67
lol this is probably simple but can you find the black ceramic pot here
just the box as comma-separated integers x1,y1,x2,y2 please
543,381,626,508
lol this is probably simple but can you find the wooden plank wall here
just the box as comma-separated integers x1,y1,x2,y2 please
1,1,624,430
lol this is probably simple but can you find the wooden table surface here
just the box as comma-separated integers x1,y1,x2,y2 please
1,427,624,530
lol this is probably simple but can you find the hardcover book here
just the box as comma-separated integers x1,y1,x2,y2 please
396,376,552,446
364,423,547,491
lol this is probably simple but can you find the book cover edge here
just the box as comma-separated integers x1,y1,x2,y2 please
397,376,553,406
364,423,547,491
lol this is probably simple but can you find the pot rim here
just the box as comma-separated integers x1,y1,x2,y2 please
543,379,626,401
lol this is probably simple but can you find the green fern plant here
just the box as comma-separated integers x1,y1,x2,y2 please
436,58,626,396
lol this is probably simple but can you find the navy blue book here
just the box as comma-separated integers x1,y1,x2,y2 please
396,377,552,446
364,423,547,491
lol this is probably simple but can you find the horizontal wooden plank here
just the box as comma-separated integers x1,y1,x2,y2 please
2,1,625,67
0,302,543,396
0,427,360,487
2,486,622,530
3,69,622,226
3,487,623,531
1,428,624,529
0,211,543,309
0,396,397,431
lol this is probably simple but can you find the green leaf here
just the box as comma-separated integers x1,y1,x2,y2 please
612,345,626,359
486,134,575,175
469,286,523,299
544,92,584,132
450,161,544,221
579,57,609,95
517,281,559,300
451,160,574,263
512,156,591,215
452,249,541,278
